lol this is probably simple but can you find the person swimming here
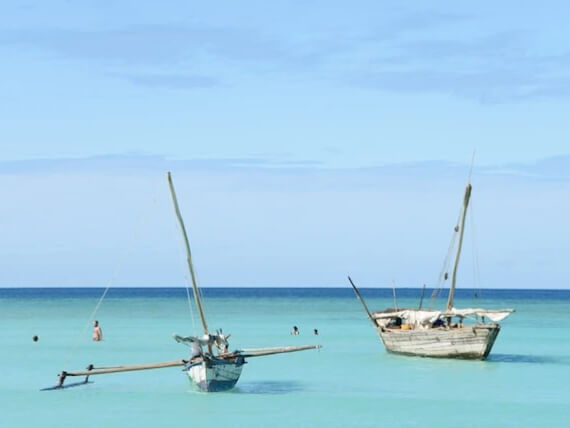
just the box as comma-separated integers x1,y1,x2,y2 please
291,326,299,335
92,320,103,341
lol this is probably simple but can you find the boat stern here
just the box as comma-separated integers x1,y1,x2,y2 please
377,324,502,360
186,357,246,392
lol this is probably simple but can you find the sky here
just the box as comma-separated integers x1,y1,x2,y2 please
1,1,569,288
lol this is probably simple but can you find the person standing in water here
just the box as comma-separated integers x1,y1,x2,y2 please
92,320,103,341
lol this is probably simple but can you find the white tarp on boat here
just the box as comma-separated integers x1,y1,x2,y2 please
445,308,514,322
372,310,439,327
371,308,514,326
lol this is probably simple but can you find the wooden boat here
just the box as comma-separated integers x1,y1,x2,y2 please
349,179,514,360
45,172,320,392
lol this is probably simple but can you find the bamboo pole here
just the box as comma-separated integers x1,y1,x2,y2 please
167,172,210,342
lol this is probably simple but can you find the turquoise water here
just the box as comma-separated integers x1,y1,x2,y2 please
1,288,569,428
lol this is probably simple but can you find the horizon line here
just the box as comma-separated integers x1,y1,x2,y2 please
1,285,569,290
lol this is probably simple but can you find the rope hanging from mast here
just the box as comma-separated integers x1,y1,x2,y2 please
469,199,482,299
169,205,198,334
430,152,477,309
429,208,461,306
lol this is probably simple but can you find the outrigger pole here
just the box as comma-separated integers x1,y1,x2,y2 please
43,360,187,390
238,344,322,358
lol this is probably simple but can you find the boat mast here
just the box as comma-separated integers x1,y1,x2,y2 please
446,182,472,311
167,172,210,337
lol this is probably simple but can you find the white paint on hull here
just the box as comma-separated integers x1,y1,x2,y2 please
186,359,244,392
377,324,500,360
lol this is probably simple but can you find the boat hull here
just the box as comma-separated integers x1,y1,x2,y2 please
377,324,500,360
185,357,245,392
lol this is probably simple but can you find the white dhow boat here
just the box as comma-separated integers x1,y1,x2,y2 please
349,178,514,360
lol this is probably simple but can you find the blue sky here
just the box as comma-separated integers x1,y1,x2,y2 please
1,1,569,287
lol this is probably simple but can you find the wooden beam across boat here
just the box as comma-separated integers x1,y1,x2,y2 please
236,344,321,358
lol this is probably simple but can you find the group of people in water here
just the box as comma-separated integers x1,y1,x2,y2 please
37,320,315,343
291,326,319,335
27,320,316,344
33,320,103,343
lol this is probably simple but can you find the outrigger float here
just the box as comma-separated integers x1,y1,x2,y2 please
44,172,320,392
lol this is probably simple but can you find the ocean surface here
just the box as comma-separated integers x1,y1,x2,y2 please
1,287,569,428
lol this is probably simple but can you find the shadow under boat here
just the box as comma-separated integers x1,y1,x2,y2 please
231,380,305,395
487,353,570,365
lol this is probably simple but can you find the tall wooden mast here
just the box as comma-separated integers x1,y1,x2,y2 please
446,182,472,311
167,172,209,337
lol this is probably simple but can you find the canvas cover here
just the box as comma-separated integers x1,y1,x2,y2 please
372,308,514,326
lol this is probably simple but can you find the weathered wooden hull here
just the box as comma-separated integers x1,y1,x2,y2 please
377,324,500,360
186,357,245,392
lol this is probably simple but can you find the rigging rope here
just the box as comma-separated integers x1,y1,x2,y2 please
195,267,210,332
62,176,162,369
185,277,197,334
171,219,197,335
429,207,461,308
430,154,477,308
168,189,201,336
469,201,481,298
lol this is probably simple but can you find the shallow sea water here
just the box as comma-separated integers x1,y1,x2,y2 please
1,288,569,428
